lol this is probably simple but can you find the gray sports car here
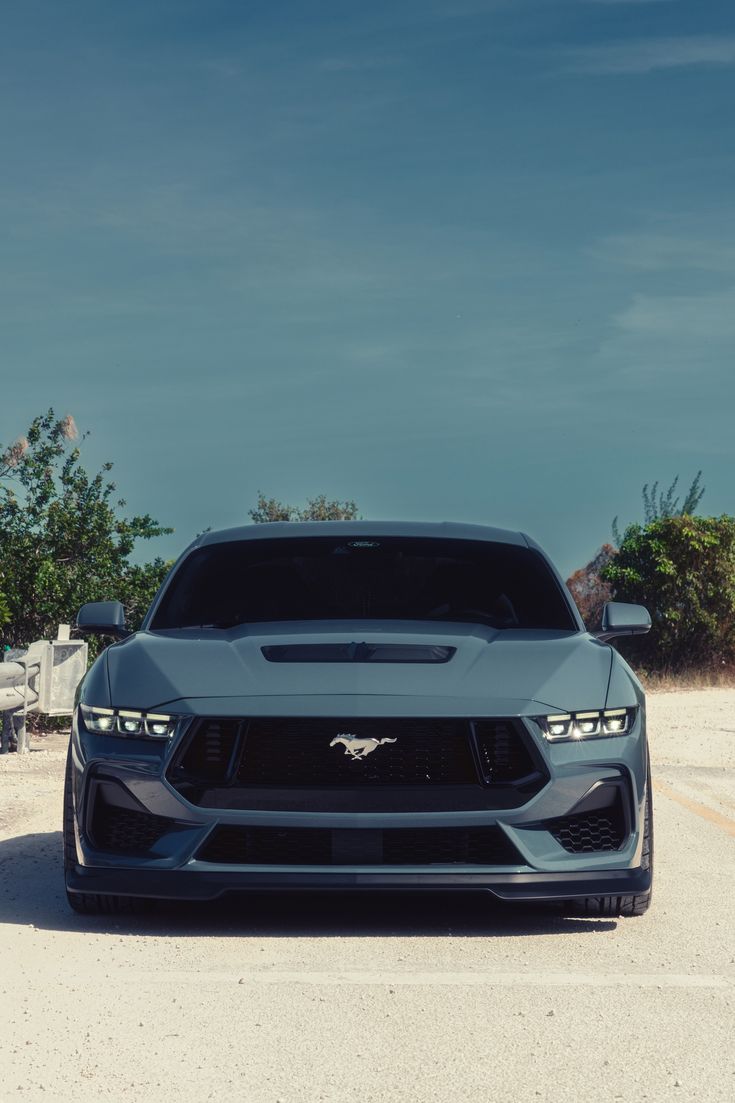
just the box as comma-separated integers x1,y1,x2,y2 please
65,521,653,916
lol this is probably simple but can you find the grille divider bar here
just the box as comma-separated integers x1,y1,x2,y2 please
467,720,490,785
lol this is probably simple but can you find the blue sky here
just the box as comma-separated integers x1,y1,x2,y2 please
2,0,734,577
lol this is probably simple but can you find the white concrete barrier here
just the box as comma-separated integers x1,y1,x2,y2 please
1,629,88,753
0,663,28,712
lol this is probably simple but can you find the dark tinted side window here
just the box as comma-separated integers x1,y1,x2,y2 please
151,537,576,631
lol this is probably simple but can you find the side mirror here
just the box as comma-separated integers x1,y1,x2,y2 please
75,601,129,639
596,601,651,643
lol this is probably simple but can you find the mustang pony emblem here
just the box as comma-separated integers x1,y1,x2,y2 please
329,733,397,759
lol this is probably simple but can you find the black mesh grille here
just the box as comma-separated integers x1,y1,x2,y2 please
175,719,241,782
90,792,176,856
169,715,547,810
473,721,538,782
237,718,477,786
197,826,332,865
548,792,626,853
382,827,521,865
196,825,522,866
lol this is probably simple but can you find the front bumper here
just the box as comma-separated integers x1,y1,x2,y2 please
67,702,650,904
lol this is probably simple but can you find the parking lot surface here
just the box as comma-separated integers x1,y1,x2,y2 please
1,690,734,1102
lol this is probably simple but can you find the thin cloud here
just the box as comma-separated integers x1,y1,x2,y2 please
591,231,735,273
583,1,673,6
319,56,400,72
615,287,735,340
586,285,735,396
570,34,735,74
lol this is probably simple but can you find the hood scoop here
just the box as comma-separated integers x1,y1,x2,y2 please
261,643,456,664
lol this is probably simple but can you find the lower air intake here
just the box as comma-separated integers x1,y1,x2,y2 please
90,790,177,856
547,789,627,853
196,825,522,866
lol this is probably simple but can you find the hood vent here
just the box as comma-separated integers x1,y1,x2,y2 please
261,643,456,664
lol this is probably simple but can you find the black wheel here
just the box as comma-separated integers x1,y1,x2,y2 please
566,768,653,919
63,748,149,916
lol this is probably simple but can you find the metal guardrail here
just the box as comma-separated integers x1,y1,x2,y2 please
1,627,88,754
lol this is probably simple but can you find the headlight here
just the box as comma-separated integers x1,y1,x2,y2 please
536,707,637,743
79,704,178,739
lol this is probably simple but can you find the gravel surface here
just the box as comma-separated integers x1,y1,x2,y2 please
1,691,734,1102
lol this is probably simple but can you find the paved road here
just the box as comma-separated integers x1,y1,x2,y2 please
1,691,733,1102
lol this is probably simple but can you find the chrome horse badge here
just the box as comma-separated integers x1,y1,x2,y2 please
330,733,397,759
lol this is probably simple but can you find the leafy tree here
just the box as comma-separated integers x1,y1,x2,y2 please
566,544,616,630
602,515,735,672
0,410,172,648
642,471,705,524
249,492,359,523
612,471,705,547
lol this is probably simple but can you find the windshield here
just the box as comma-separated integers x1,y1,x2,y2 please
150,536,576,631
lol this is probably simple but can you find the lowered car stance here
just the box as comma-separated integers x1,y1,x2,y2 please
65,521,653,916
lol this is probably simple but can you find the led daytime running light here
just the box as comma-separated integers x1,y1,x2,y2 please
79,704,177,739
539,707,636,742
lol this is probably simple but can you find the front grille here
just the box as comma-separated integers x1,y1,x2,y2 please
168,716,547,811
90,791,176,856
196,825,522,866
548,791,627,853
237,718,476,786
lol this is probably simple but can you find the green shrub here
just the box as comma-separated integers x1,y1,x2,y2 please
602,515,735,672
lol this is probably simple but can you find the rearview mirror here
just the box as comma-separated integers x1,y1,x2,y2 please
75,601,129,639
596,601,651,643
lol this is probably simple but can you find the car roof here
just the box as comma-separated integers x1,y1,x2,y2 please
194,520,529,548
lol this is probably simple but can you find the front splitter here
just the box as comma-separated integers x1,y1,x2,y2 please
66,864,651,903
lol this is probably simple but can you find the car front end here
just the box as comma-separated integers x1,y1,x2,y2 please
65,522,652,915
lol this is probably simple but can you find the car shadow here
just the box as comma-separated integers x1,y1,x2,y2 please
0,830,617,936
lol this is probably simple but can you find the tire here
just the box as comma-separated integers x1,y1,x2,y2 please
63,748,149,916
566,768,653,919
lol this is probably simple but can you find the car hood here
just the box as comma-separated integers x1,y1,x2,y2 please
104,622,614,717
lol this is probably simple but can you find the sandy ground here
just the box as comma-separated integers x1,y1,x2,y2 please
0,690,733,1103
